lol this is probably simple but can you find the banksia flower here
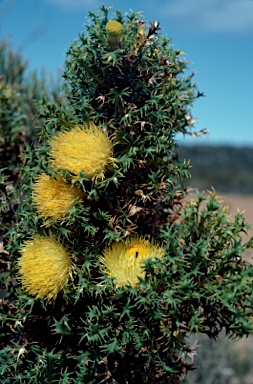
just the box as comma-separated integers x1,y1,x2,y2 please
50,122,115,180
105,20,124,47
33,173,83,223
101,237,164,287
18,236,72,301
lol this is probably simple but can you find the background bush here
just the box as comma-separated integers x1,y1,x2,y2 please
179,145,253,195
0,40,63,239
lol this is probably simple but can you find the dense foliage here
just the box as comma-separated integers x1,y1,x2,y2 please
1,7,253,383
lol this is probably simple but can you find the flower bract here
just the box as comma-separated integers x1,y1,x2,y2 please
18,236,72,301
136,21,146,48
101,237,164,287
105,20,124,45
49,122,114,180
33,173,83,223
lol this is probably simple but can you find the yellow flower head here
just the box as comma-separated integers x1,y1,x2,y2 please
105,20,124,45
33,173,83,223
49,122,115,180
101,237,164,288
18,236,72,301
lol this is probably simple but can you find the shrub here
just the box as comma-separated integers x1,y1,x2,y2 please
0,41,61,180
1,7,253,383
0,40,63,240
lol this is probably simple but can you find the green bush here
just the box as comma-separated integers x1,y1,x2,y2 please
0,41,60,178
1,7,253,383
0,40,63,240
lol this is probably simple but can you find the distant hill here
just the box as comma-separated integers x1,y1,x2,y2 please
178,145,253,195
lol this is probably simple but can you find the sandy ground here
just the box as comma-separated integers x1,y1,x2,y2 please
222,194,253,260
223,194,253,228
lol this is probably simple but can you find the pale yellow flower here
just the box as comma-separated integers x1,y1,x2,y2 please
50,122,115,180
18,236,72,301
33,173,83,223
101,237,164,287
105,20,124,45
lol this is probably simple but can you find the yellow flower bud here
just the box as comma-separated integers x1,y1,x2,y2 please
105,20,124,47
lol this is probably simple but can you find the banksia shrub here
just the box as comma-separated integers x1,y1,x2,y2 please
2,6,253,384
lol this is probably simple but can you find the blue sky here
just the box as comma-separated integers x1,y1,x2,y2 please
1,0,253,146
